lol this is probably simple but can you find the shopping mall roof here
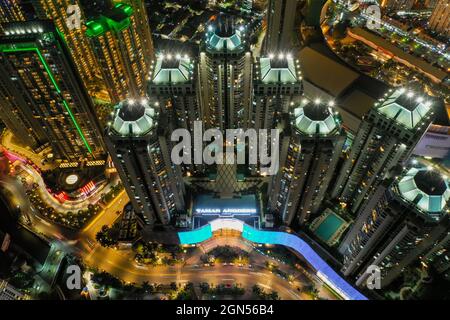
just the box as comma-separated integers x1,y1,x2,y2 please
348,27,448,83
299,46,359,97
397,167,450,214
111,99,156,137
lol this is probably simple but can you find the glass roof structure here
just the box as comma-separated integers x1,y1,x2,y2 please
259,57,298,84
111,100,156,137
293,99,340,136
205,17,244,51
397,167,450,214
152,56,193,84
377,89,431,129
207,31,242,51
178,219,367,300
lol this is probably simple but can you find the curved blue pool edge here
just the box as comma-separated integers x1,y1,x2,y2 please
178,223,368,301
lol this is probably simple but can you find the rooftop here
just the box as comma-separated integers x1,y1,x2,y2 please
205,16,244,51
151,55,193,84
397,167,450,214
293,98,341,136
349,27,448,83
377,89,432,129
85,3,133,37
258,56,300,84
111,99,156,137
299,46,359,97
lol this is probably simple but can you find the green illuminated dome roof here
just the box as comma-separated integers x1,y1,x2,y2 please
152,56,193,84
205,17,244,51
293,99,340,136
112,99,156,137
397,167,450,214
377,89,432,129
258,56,299,84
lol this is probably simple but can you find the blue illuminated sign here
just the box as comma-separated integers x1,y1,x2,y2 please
178,220,367,300
178,224,212,245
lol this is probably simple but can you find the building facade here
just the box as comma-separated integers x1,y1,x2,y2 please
382,0,415,12
0,0,27,31
423,232,450,275
148,54,203,175
0,21,106,161
0,280,28,300
105,99,185,229
148,54,199,137
85,2,154,103
340,165,450,288
198,17,252,130
31,0,105,92
429,0,450,36
252,54,303,131
269,98,345,226
332,88,434,214
263,0,298,54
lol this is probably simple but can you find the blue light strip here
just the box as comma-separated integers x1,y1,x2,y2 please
178,224,213,245
178,223,367,300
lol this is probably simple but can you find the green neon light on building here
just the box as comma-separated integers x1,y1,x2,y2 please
0,45,93,154
86,3,134,37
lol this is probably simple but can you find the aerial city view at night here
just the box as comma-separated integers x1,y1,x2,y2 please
0,0,449,306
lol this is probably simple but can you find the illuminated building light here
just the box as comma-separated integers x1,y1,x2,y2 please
0,45,93,154
85,4,134,38
178,219,367,300
178,224,212,245
80,181,96,195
